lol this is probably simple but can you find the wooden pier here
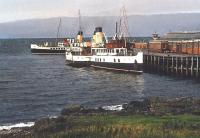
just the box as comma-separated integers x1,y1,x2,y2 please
143,52,200,78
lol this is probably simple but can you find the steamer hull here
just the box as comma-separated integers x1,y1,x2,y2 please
90,52,143,73
31,44,68,54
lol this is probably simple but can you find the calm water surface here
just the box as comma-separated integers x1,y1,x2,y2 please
0,39,200,125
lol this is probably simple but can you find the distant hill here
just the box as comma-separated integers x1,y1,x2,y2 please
1,13,200,38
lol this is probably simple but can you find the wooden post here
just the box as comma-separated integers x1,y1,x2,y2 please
163,56,165,72
146,55,148,70
172,57,174,74
176,57,178,75
154,56,156,71
191,56,194,77
197,57,199,78
157,56,160,72
167,56,169,74
186,57,188,76
181,57,183,76
151,55,153,71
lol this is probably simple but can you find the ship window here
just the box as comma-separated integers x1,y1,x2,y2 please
114,59,116,62
118,59,120,62
116,49,119,53
112,49,114,53
100,58,101,62
103,58,105,62
92,49,95,54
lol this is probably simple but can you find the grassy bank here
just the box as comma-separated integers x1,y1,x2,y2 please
46,114,200,138
1,97,200,138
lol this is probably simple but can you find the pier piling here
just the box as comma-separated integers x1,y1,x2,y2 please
144,52,200,78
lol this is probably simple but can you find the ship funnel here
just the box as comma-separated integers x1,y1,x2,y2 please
95,27,104,45
76,30,83,43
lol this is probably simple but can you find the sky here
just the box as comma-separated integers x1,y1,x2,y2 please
1,0,200,23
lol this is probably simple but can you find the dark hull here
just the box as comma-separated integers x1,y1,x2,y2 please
91,62,143,74
31,49,66,54
66,60,91,68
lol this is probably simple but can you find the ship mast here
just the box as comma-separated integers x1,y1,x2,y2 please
56,18,62,45
119,6,130,47
76,9,83,43
78,9,82,32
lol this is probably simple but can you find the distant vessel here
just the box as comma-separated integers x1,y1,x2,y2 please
31,18,69,54
31,41,69,54
65,29,92,67
65,9,92,66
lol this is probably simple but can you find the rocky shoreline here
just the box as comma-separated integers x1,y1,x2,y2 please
1,97,200,138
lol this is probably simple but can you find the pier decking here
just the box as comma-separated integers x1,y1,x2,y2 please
144,52,200,78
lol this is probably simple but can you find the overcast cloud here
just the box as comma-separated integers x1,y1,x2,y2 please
1,0,200,23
